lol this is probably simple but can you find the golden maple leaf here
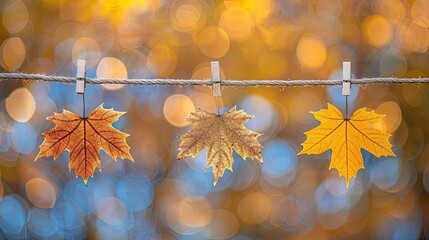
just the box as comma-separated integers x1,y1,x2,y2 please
298,103,395,187
177,107,263,185
35,104,133,184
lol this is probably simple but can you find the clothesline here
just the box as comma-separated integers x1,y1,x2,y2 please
1,73,429,86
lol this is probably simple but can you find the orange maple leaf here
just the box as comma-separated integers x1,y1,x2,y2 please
298,103,395,187
35,104,133,184
177,107,263,185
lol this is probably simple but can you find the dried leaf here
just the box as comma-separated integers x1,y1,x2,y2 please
177,107,263,185
298,103,395,187
35,104,133,184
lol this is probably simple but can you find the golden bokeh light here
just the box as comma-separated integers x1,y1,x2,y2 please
197,27,230,58
202,209,239,239
99,0,128,8
170,0,204,32
147,45,178,77
72,37,102,69
376,0,406,22
97,57,128,90
261,23,300,51
2,0,29,34
219,7,254,42
163,94,195,127
189,92,216,112
374,101,402,133
0,37,26,71
362,15,392,47
289,91,322,125
237,193,273,224
25,178,57,209
259,53,287,78
405,22,429,53
95,197,128,225
166,198,212,234
224,0,274,23
5,88,36,122
411,0,429,28
129,0,164,12
402,83,428,107
247,0,273,23
296,35,327,70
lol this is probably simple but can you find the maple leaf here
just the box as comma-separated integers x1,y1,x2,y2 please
35,104,133,184
298,103,395,187
177,107,263,185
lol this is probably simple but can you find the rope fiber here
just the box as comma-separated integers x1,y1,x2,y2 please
1,73,429,86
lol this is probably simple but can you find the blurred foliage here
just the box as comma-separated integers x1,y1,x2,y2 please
1,0,429,239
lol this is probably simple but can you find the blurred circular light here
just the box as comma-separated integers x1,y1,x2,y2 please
198,27,230,58
0,194,28,235
177,168,212,199
370,157,400,190
362,15,392,47
2,0,28,34
99,0,127,8
166,198,212,235
259,53,287,78
376,0,406,21
405,22,429,53
202,209,239,239
129,0,164,12
163,94,195,127
262,140,297,181
373,101,402,133
237,193,272,224
170,0,203,32
6,88,36,122
189,92,216,113
28,208,59,238
117,176,154,212
97,57,128,91
147,45,177,77
239,95,275,133
290,91,322,125
379,49,407,77
72,37,101,69
95,197,128,225
0,37,26,71
219,7,254,42
11,122,36,154
411,0,429,28
296,35,327,70
25,178,57,209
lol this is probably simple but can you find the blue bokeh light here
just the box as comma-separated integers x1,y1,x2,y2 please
0,194,28,236
117,175,154,212
28,208,59,238
11,122,37,154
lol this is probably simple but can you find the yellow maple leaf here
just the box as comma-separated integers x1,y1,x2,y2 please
35,104,133,184
177,106,263,185
298,103,395,187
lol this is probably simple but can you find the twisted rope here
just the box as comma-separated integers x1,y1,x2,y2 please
1,73,429,86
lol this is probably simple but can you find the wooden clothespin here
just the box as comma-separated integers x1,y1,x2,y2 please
76,59,86,94
342,61,351,96
211,61,221,97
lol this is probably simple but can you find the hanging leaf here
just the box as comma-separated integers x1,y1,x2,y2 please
298,103,395,187
177,107,263,185
35,104,133,184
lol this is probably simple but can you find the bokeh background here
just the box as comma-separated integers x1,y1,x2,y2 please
1,0,429,239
